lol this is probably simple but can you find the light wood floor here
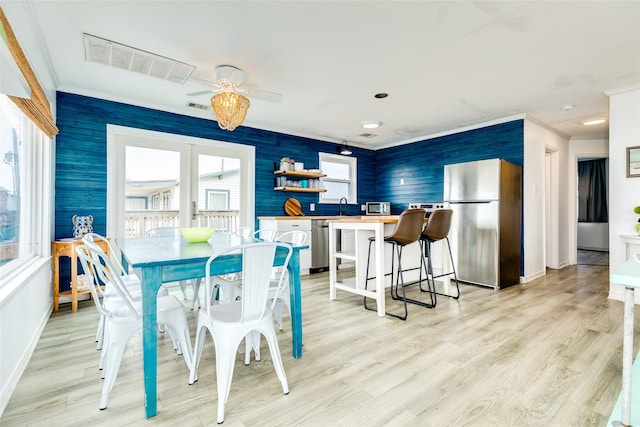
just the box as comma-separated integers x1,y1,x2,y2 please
2,264,638,426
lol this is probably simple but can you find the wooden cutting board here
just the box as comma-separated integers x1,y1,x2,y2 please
284,198,304,216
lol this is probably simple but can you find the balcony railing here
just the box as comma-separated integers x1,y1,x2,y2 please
124,210,241,237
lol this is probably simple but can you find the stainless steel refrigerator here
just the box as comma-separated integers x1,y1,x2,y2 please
444,158,522,289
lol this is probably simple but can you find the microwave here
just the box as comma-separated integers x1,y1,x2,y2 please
365,202,391,215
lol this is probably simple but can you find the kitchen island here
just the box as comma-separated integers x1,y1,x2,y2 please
328,216,444,317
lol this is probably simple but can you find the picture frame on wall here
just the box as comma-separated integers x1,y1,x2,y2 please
627,146,640,178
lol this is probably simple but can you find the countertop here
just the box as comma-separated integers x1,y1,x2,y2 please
258,215,365,220
258,215,403,222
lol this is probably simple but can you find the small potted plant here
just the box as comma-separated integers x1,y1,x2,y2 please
635,205,640,234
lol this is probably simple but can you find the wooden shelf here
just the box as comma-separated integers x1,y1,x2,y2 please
274,170,326,178
274,186,326,193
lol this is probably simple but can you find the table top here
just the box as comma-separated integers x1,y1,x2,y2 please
611,258,640,288
117,232,308,269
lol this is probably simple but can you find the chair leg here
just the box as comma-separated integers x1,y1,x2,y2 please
190,278,202,310
162,311,194,370
189,323,208,385
100,321,138,410
395,243,436,311
363,240,396,314
213,333,243,424
426,237,460,300
261,325,289,395
179,280,188,300
244,330,261,365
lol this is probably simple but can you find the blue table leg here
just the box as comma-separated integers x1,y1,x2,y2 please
288,250,303,358
138,266,162,418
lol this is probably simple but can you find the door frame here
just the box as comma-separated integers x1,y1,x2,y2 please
106,124,255,238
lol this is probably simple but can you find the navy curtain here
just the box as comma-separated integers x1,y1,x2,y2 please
578,159,608,222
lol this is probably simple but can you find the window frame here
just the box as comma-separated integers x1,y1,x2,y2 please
318,152,357,204
0,95,52,288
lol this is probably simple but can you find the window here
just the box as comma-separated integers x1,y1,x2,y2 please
206,190,229,210
162,191,172,210
0,95,48,284
319,152,357,204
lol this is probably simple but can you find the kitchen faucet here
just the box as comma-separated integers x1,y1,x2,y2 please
338,197,347,215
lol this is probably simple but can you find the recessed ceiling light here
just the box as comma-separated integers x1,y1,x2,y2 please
581,118,607,126
374,93,388,99
361,120,381,129
562,104,574,111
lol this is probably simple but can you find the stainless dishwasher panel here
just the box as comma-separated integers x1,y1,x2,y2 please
311,220,340,272
311,220,329,271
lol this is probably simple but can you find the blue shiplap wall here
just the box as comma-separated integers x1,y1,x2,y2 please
376,121,524,213
54,92,376,289
54,92,524,288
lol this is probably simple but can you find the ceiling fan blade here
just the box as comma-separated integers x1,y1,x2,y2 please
237,86,283,103
186,89,215,97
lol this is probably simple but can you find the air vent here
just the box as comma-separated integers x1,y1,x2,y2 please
83,33,195,84
186,101,211,111
359,132,377,138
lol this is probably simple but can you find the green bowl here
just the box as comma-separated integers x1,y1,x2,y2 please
180,227,214,243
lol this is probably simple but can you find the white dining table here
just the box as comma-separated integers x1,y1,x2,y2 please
117,232,307,418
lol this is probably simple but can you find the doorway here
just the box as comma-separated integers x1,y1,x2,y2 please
576,157,609,265
106,125,255,238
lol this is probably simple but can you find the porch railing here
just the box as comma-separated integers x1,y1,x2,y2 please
124,210,241,237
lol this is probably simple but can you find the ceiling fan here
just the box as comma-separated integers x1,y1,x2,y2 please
187,65,283,103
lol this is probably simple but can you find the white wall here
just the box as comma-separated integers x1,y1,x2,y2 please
523,118,570,281
607,85,640,303
568,139,609,260
577,223,609,251
0,4,56,416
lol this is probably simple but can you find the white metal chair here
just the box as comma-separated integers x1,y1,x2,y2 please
269,230,307,330
188,242,292,424
210,228,278,304
76,244,194,410
146,227,203,309
81,233,171,355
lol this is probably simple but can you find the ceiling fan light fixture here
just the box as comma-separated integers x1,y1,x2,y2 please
581,118,607,126
361,120,381,129
211,91,250,131
337,141,352,155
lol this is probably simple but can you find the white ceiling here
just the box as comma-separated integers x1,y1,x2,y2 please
5,1,640,149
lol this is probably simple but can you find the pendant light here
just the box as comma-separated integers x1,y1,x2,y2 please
336,141,352,155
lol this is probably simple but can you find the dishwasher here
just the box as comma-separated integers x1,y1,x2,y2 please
311,220,340,273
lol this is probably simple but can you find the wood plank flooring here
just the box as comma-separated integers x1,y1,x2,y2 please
2,264,638,426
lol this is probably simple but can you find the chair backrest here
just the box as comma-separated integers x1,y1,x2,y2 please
82,233,126,276
388,208,426,245
422,209,453,242
277,230,307,246
253,229,278,242
76,244,140,320
204,242,292,322
232,226,254,238
146,227,180,238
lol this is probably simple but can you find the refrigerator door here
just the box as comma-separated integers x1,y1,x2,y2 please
448,200,500,288
444,158,501,202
